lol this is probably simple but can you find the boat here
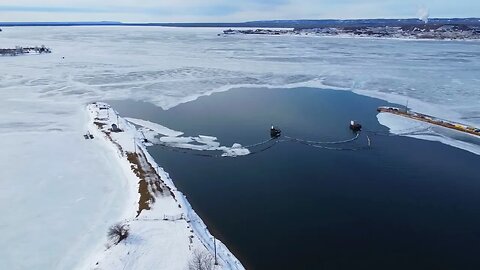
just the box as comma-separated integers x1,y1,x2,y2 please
349,121,362,132
270,126,282,138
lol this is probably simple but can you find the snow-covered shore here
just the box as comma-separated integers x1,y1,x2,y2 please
83,102,245,270
0,97,131,270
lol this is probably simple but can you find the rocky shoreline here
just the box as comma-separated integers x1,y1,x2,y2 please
0,46,51,56
222,23,480,40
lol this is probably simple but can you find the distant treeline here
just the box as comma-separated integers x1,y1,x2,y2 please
1,18,479,28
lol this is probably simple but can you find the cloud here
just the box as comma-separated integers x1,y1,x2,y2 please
0,5,110,13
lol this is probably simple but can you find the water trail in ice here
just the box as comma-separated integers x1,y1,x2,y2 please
284,133,371,151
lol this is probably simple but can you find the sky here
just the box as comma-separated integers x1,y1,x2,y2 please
0,0,478,22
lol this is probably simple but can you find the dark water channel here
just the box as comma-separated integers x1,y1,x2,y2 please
108,88,480,270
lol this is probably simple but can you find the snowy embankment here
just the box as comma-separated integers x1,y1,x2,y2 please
377,113,480,156
83,102,245,270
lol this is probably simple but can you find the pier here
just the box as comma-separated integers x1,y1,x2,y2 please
377,106,480,137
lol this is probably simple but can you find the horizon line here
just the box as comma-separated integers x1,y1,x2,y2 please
0,17,479,24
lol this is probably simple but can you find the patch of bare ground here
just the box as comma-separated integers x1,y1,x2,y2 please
93,120,124,154
126,151,173,217
92,115,175,217
104,132,124,155
93,121,106,129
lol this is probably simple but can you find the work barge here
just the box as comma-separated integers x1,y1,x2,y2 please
378,106,480,137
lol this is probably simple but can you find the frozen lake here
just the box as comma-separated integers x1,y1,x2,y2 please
0,26,479,269
1,26,479,121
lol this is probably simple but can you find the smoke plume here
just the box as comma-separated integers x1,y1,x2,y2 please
417,6,429,24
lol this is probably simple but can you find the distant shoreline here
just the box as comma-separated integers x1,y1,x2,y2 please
222,22,480,40
1,18,479,28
